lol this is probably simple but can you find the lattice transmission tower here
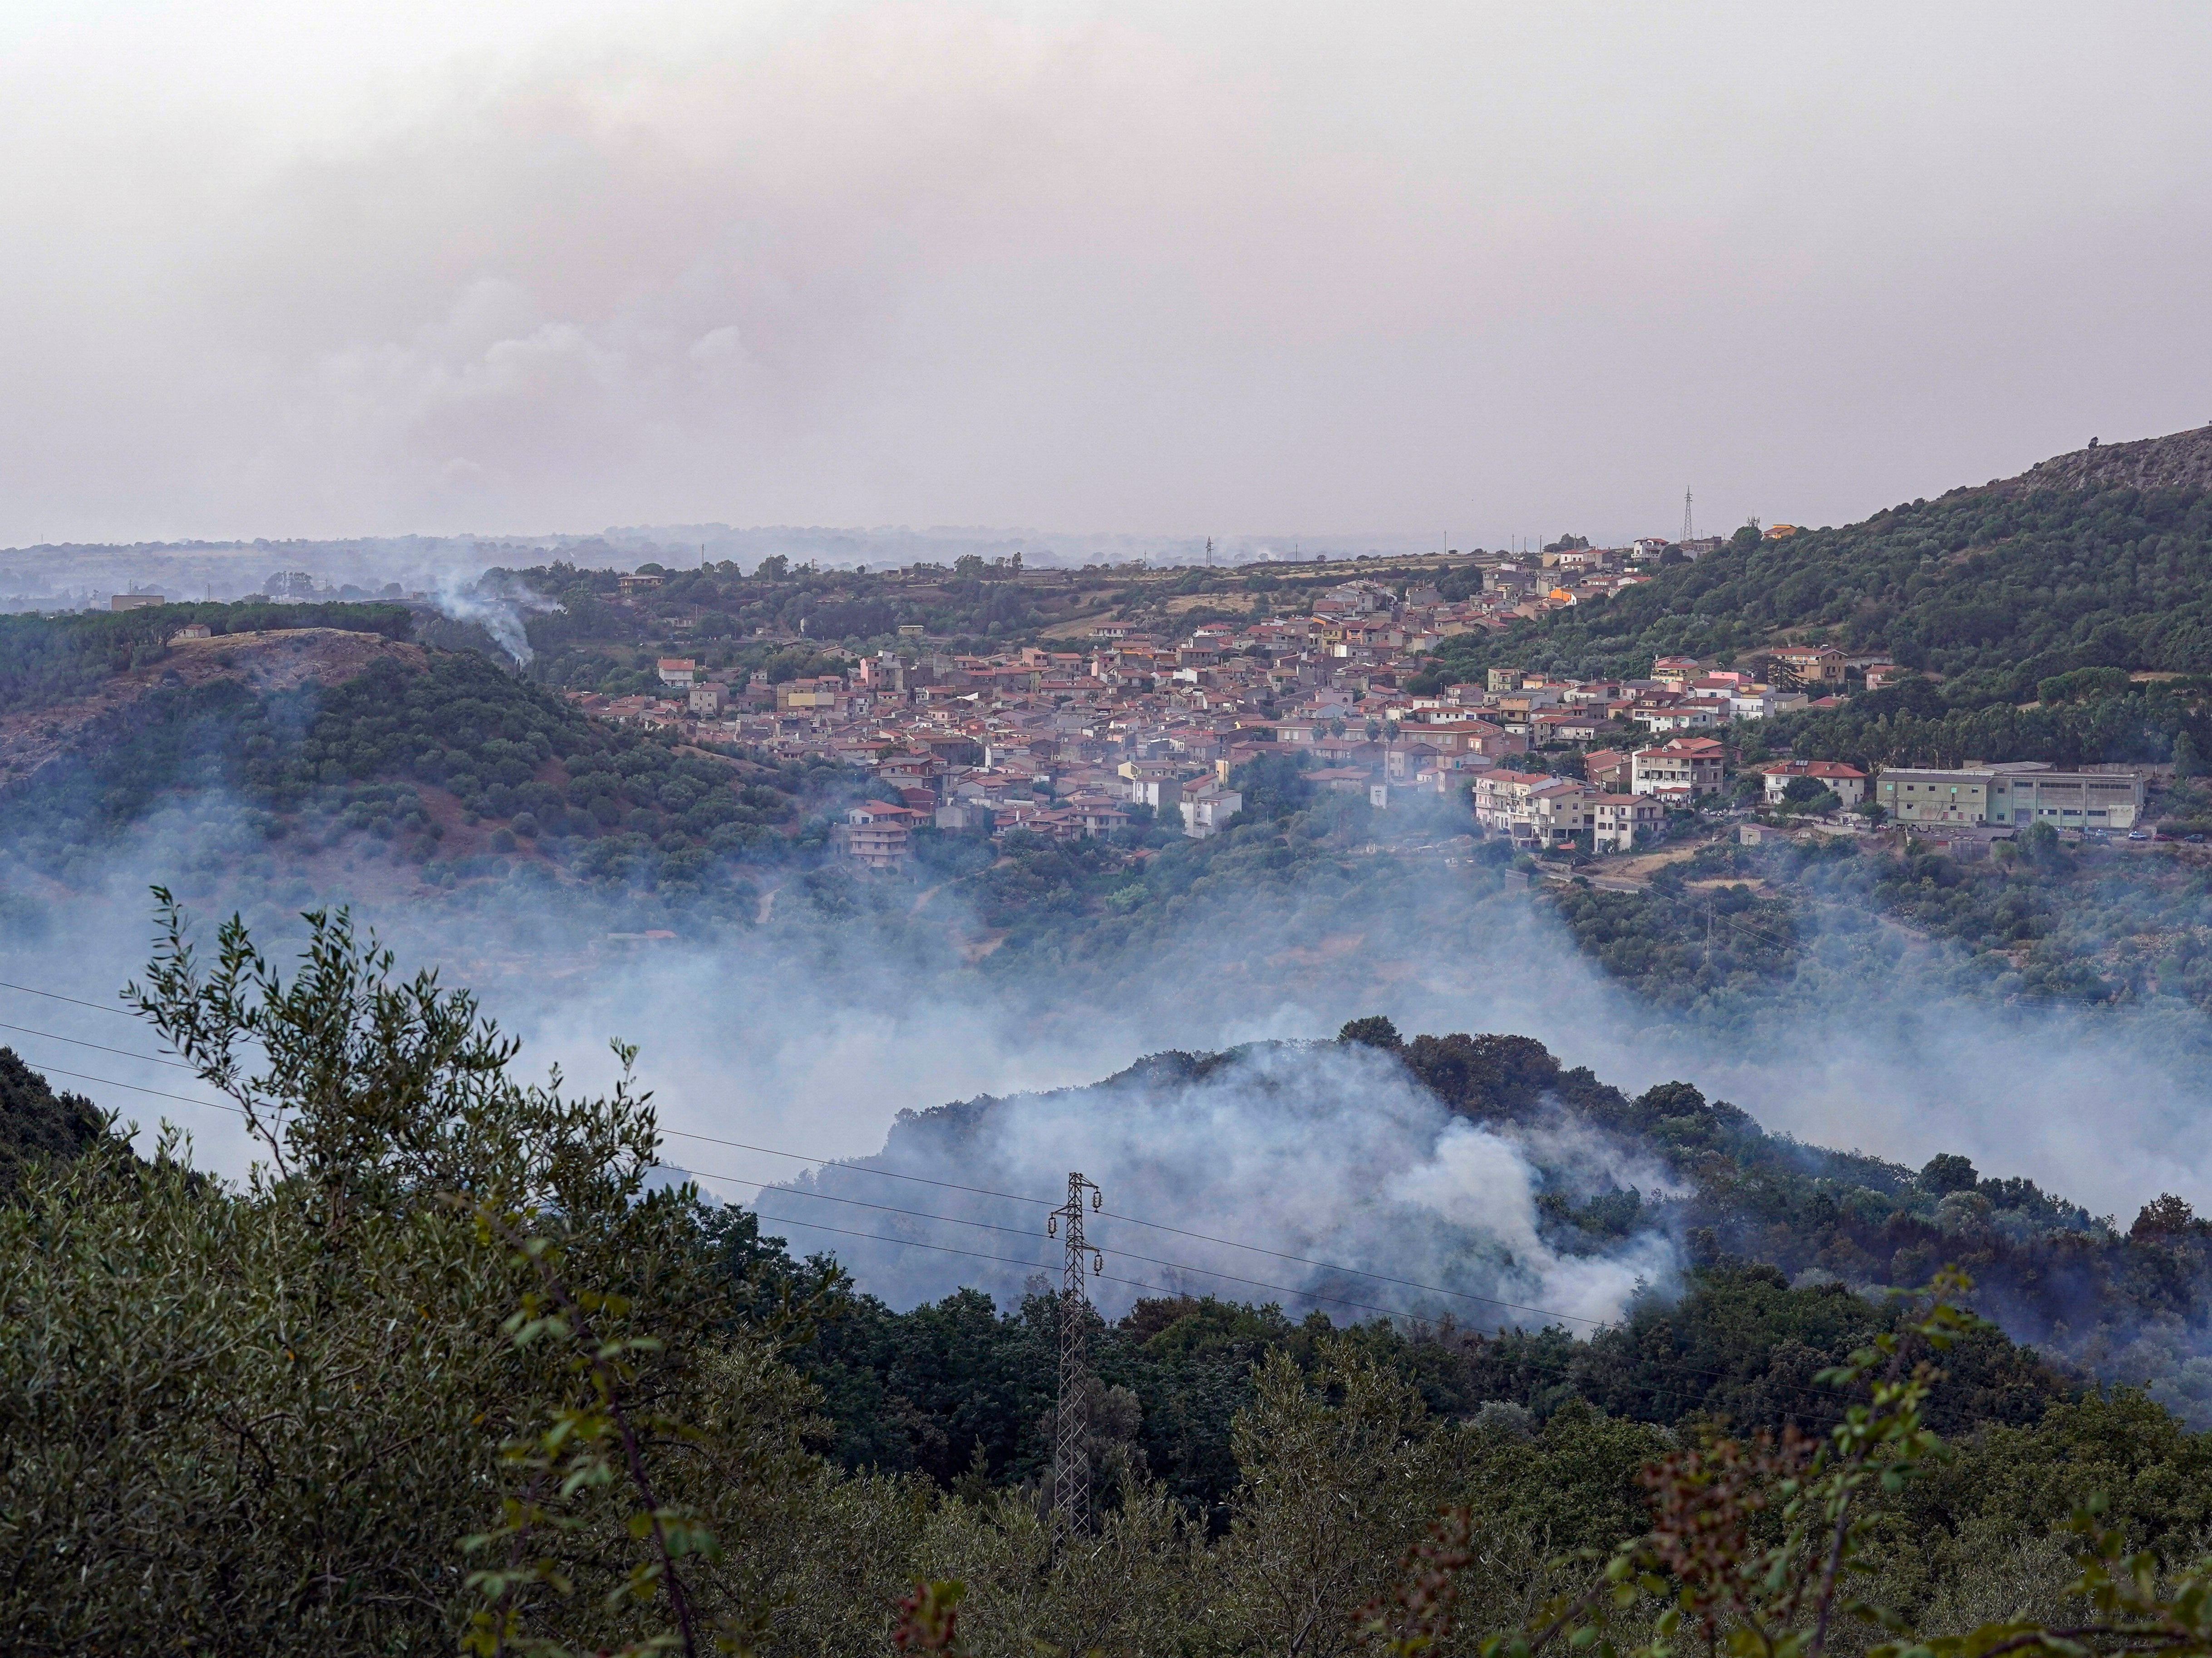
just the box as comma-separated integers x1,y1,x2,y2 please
1048,1171,1103,1539
1681,489,1695,545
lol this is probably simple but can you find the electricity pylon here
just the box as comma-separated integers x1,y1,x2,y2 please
1048,1171,1103,1539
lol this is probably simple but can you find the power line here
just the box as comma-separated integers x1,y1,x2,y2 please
655,1161,1054,1245
0,988,1870,1381
757,1210,1417,1322
669,1140,1607,1326
0,979,139,1020
670,1158,1596,1328
667,1154,1550,1326
0,1019,198,1071
744,1214,1052,1274
13,1024,1618,1335
12,1061,236,1112
654,1127,1050,1208
4,1046,1886,1416
1093,1231,1605,1327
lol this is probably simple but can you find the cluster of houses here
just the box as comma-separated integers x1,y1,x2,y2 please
555,566,1945,869
1469,737,1729,851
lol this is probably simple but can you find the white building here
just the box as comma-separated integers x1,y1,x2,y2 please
1180,781,1243,839
1729,686,1810,721
1761,759,1867,809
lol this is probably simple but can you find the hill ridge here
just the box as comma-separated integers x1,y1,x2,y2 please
2000,422,2212,498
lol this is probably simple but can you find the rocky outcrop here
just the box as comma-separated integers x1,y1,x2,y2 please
1998,423,2212,498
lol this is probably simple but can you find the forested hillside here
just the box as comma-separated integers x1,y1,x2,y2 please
4,909,2209,1655
1575,824,2212,1021
808,1018,2212,1432
510,557,1108,691
0,600,411,717
1428,436,2212,694
0,611,864,924
0,1045,106,1199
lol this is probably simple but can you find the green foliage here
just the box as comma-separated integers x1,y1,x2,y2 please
1422,483,2212,689
0,1045,107,1199
1546,879,1799,1017
500,558,1096,685
1767,676,2208,774
0,601,413,719
1483,1273,1989,1658
0,633,860,915
1455,1274,2212,1658
5,915,2212,1657
0,899,818,1654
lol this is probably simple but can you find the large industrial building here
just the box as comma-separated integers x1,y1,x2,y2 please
1873,762,2145,829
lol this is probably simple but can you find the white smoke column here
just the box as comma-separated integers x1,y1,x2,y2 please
427,568,562,664
744,1041,1682,1333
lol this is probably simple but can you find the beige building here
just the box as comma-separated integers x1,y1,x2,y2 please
1877,767,1989,825
1474,770,1596,847
829,802,917,867
1769,646,1845,688
775,677,841,711
1592,794,1665,852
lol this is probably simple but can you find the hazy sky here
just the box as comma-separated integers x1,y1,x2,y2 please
3,1,2207,548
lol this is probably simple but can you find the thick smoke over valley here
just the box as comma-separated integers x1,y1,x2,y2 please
6,788,2212,1331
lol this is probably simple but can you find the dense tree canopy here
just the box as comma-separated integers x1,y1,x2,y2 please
1427,483,2212,690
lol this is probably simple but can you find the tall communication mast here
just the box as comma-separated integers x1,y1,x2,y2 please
1681,489,1695,545
1048,1171,1103,1539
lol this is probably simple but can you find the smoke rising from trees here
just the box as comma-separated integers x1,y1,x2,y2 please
6,787,2209,1323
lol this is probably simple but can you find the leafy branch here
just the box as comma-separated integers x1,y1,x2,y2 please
458,1199,725,1658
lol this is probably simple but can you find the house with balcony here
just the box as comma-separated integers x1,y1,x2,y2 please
1631,737,1725,799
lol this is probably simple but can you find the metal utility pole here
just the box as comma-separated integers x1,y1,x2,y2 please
1048,1171,1103,1539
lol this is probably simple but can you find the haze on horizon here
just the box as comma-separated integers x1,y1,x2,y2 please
2,1,2207,552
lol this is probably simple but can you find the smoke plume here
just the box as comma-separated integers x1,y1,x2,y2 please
425,569,561,664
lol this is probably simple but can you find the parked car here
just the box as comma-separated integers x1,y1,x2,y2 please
2127,829,2151,841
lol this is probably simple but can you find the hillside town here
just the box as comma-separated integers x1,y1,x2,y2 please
559,553,2149,868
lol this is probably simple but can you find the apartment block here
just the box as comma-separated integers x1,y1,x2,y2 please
1630,737,1725,799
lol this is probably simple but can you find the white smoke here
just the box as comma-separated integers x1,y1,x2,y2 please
739,1041,1681,1332
426,568,562,664
6,778,2212,1351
